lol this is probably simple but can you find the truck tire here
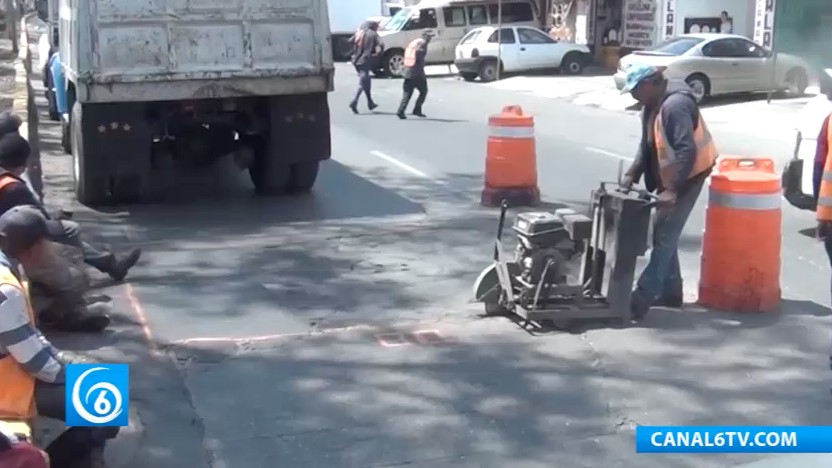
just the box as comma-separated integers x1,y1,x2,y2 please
382,49,405,78
288,161,320,193
251,93,330,195
249,137,291,195
70,102,110,205
60,119,71,154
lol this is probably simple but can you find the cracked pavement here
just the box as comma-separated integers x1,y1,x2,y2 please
23,16,832,466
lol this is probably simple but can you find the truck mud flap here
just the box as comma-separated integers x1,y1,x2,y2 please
81,102,152,203
266,93,331,164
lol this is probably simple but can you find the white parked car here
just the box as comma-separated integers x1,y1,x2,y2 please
782,69,832,211
614,34,812,103
453,25,591,82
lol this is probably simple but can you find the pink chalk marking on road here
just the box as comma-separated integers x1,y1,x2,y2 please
125,282,157,351
375,333,410,348
174,323,379,345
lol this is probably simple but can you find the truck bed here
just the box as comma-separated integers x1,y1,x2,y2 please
60,0,334,103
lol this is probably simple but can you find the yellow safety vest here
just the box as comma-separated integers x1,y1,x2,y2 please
653,105,718,191
0,265,37,420
817,112,832,221
403,39,424,68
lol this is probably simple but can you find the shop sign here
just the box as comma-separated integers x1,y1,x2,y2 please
623,0,658,49
663,0,676,39
753,0,776,48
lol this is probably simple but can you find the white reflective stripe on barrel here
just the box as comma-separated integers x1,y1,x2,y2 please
488,125,535,139
822,171,832,181
708,188,781,210
817,195,832,207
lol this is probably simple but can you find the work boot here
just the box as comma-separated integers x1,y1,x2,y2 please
349,102,359,114
396,111,406,120
630,289,651,321
368,101,378,111
107,248,142,282
654,295,684,308
655,283,684,307
412,110,426,118
40,301,112,333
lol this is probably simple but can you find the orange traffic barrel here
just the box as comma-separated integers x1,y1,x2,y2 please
481,105,540,207
698,157,781,312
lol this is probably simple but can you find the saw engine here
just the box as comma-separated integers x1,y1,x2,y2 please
512,211,588,288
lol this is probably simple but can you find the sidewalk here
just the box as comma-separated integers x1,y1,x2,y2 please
16,17,153,468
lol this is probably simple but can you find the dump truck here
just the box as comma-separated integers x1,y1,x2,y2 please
39,0,334,205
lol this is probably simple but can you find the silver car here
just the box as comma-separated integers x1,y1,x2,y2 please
613,34,811,103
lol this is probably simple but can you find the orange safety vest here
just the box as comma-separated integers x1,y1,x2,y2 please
817,112,832,221
653,106,718,191
403,38,425,68
0,265,37,420
0,173,17,192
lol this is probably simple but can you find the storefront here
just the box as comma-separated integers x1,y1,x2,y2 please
660,0,756,40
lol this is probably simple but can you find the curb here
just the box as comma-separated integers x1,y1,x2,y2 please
16,15,145,468
13,11,43,199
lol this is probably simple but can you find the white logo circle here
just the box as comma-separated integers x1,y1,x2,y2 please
71,367,123,424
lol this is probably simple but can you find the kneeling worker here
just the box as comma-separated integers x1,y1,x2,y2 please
396,30,434,120
619,64,717,319
0,206,119,464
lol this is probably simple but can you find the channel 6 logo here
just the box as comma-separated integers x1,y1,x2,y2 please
64,364,129,427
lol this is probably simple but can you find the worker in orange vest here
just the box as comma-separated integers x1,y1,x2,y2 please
349,20,382,114
396,30,435,120
0,206,119,465
619,63,718,320
814,102,832,382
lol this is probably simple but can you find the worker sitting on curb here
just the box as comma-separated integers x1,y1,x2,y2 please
0,206,120,465
0,111,141,282
619,63,718,320
0,422,49,468
0,134,114,332
0,433,48,468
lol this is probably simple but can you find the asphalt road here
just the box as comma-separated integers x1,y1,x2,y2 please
28,38,832,468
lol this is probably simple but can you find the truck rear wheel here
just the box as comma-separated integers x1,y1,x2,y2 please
251,93,330,196
249,137,291,195
70,102,110,205
288,161,320,193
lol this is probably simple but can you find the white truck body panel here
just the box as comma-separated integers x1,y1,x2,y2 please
59,0,334,103
328,0,382,34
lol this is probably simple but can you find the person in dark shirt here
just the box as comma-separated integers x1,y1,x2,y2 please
396,30,434,120
348,20,382,114
0,115,141,281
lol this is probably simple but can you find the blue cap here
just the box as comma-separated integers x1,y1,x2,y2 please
620,63,666,94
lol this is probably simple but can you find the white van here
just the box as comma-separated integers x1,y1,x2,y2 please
377,0,539,77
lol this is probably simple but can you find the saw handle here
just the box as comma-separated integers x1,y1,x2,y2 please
494,200,509,261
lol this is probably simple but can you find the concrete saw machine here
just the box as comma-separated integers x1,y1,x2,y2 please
472,180,658,329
